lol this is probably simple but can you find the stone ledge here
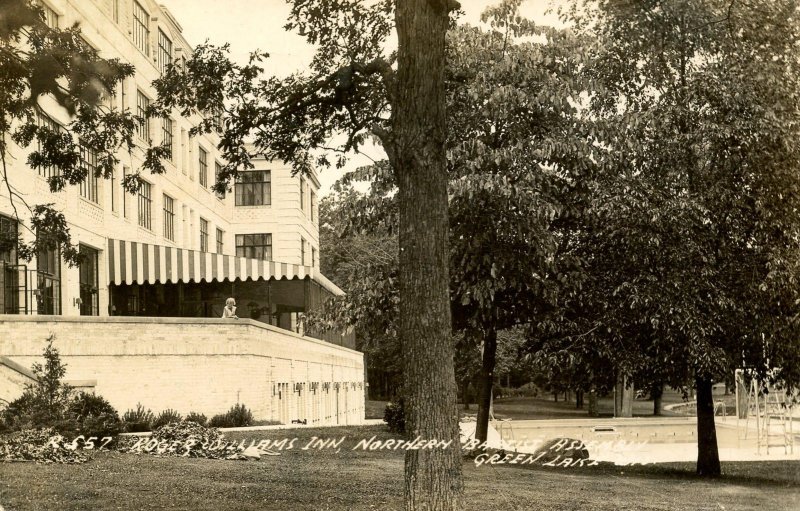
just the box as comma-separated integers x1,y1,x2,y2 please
0,315,362,356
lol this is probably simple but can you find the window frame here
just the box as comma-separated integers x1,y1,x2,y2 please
198,147,208,187
157,28,172,75
161,116,173,161
138,180,152,231
35,110,62,179
163,194,175,241
199,218,209,252
234,170,271,206
132,1,150,56
235,233,272,261
40,2,58,29
78,140,99,203
136,90,150,141
216,228,224,254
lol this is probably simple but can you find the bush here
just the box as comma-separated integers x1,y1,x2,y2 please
152,409,183,430
68,392,118,421
68,392,121,440
121,404,155,433
184,412,207,426
2,337,76,434
384,399,405,434
208,404,254,428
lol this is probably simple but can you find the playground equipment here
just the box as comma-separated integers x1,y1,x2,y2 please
735,369,795,455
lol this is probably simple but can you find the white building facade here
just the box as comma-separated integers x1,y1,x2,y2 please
0,0,344,341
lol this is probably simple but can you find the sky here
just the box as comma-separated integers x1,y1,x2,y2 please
158,0,567,195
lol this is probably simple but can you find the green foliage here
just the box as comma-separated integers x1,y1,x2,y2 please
121,404,155,433
208,404,254,428
152,409,183,430
383,399,405,434
184,412,208,427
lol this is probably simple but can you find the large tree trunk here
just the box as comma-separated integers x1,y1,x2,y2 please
696,376,721,476
394,1,464,509
476,324,497,443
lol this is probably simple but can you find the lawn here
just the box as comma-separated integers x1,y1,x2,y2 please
1,425,798,511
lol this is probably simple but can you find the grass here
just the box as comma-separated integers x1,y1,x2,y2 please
1,425,798,511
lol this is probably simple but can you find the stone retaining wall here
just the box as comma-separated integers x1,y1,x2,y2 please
0,316,365,425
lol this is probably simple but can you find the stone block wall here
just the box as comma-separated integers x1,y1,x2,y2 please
0,316,365,425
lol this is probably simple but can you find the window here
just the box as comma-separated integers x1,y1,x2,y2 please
300,237,306,266
209,108,223,132
236,234,272,260
198,147,208,187
157,29,172,75
110,167,117,213
136,90,150,141
133,1,149,56
79,140,99,203
120,78,127,111
311,246,316,268
199,218,209,252
216,228,224,254
78,244,99,316
310,190,316,222
0,214,18,264
36,110,61,178
300,178,305,213
36,237,60,315
122,165,129,218
163,194,175,241
138,180,152,230
161,117,173,161
112,0,119,23
215,161,226,198
235,171,271,206
40,2,58,29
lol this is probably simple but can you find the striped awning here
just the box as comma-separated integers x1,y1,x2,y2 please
106,238,344,296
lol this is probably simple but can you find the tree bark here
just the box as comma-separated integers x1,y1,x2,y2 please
652,383,663,416
587,389,598,417
695,376,721,476
461,378,470,411
394,1,464,509
576,390,584,409
476,324,497,443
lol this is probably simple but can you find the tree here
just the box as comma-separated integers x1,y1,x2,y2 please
562,0,800,476
1,335,72,431
445,1,590,443
151,0,464,507
0,0,167,264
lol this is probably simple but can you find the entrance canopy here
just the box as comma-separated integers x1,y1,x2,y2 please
106,238,344,296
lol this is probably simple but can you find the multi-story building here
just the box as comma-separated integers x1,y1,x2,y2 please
0,0,345,341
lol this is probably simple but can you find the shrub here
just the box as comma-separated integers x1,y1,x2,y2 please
68,392,121,440
152,409,183,430
184,412,207,426
384,399,405,434
208,413,233,428
2,337,76,434
121,404,155,433
208,404,254,428
68,392,119,421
